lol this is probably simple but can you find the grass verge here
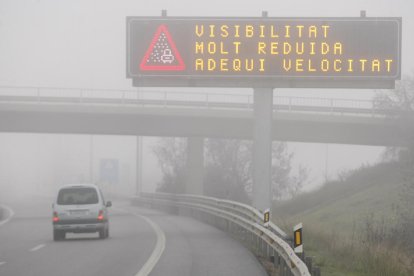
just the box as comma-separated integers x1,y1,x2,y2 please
304,224,412,276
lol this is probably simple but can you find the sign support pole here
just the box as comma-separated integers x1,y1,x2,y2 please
136,136,143,196
252,88,273,212
90,135,94,183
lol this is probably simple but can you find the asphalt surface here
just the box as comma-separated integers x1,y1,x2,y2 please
0,194,267,276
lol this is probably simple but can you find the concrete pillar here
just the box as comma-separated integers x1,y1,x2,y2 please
185,137,204,195
252,88,273,212
136,136,142,195
89,135,94,183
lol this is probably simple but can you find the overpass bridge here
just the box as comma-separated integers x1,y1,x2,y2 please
0,86,406,146
0,86,406,276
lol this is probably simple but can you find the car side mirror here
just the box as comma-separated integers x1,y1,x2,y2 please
106,201,112,208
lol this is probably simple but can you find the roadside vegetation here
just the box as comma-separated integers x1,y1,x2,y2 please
274,161,413,275
273,75,414,275
153,138,307,202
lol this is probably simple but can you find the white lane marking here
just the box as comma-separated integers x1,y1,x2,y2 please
114,208,166,276
29,244,45,252
0,205,15,227
134,214,166,276
0,261,6,266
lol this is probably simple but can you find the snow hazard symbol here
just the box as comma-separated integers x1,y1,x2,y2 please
140,25,185,71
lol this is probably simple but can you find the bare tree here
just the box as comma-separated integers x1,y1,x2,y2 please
153,137,308,202
271,142,301,200
153,137,187,193
375,74,414,251
204,139,253,203
374,74,414,112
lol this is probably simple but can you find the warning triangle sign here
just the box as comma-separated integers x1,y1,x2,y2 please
140,25,186,71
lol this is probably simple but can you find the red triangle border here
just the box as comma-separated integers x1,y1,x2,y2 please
140,24,186,71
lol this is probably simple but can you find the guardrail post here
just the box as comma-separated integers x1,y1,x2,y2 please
266,242,270,260
258,238,262,256
266,242,270,259
261,239,265,257
254,234,258,253
305,256,313,273
284,261,290,276
273,250,280,269
258,237,261,256
280,260,286,276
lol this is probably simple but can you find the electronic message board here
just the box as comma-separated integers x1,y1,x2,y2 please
126,17,401,88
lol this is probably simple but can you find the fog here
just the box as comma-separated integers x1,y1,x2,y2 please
0,134,139,198
1,1,413,275
1,0,411,199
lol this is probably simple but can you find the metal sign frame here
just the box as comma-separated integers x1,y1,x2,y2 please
127,16,401,89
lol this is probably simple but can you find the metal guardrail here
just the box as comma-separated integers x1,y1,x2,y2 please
132,192,312,276
0,86,399,117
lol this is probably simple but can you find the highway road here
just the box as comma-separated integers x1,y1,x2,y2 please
0,194,267,276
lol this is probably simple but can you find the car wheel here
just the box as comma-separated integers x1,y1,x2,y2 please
53,230,64,241
99,229,106,239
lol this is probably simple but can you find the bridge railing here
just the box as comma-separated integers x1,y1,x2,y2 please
0,86,399,117
132,192,311,276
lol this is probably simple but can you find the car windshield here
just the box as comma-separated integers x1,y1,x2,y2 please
57,187,99,205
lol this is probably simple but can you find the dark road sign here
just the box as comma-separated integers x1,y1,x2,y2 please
99,159,119,184
127,16,401,88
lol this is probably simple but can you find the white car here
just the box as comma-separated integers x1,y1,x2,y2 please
52,184,111,241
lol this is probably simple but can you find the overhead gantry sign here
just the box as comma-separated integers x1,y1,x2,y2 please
127,16,401,88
